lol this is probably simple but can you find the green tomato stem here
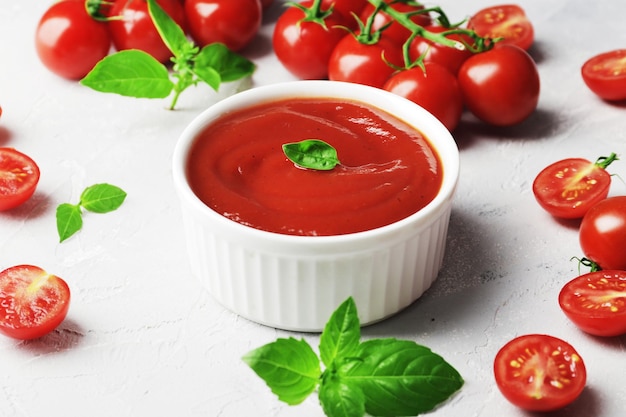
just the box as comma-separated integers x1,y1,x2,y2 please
595,152,619,170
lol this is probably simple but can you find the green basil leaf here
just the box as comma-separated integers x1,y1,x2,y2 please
339,338,464,416
193,43,256,85
80,183,127,214
191,65,221,91
319,374,366,417
56,203,83,243
283,139,341,171
319,297,361,368
146,0,190,57
81,50,173,98
242,337,321,406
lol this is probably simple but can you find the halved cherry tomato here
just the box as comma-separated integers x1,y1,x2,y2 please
0,148,40,211
580,196,626,271
384,62,463,131
458,44,540,126
0,265,71,340
581,49,626,101
468,4,534,51
559,270,626,337
494,334,586,412
532,153,617,219
35,0,112,80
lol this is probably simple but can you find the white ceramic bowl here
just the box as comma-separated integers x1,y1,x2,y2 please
172,80,459,332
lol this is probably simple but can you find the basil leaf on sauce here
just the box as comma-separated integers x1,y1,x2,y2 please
282,139,340,171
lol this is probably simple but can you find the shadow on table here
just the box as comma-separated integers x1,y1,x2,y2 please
19,319,85,355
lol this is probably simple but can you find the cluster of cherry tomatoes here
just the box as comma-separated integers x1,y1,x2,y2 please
493,153,626,412
34,0,274,81
273,1,539,131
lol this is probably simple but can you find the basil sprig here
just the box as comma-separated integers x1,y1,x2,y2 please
243,297,464,417
282,139,341,170
81,0,255,110
56,183,127,242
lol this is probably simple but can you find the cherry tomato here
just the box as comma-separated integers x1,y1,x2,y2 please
324,0,368,18
328,34,403,88
580,196,626,271
185,0,262,51
35,0,112,80
581,49,626,101
468,4,534,51
359,0,431,46
559,270,626,337
384,63,463,131
494,334,586,412
108,0,187,63
409,26,474,75
0,265,71,340
273,1,348,79
532,153,617,219
458,44,540,126
0,148,40,211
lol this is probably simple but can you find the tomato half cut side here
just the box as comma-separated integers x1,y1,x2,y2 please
0,265,71,340
494,334,586,412
468,4,534,51
0,148,41,211
581,49,626,101
532,155,615,219
559,270,626,337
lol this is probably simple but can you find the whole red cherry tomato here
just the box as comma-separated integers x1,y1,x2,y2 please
458,44,540,126
494,334,586,412
328,34,403,88
0,148,40,211
581,49,626,101
409,26,474,75
185,0,262,51
35,0,111,80
559,270,626,337
273,1,348,79
0,265,71,340
579,196,626,271
359,0,431,46
108,0,187,63
468,4,534,51
384,63,463,131
532,153,617,219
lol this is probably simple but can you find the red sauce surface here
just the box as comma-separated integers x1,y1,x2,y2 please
186,98,443,236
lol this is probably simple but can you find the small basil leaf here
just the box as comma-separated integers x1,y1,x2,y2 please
146,0,190,57
81,50,174,98
243,337,321,406
282,139,341,171
80,183,127,214
191,65,221,91
193,43,256,84
339,338,464,416
319,296,361,368
56,203,83,243
319,374,366,417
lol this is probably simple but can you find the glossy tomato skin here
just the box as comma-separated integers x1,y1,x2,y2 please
409,25,474,75
559,270,626,337
580,196,626,270
359,0,431,46
0,148,40,211
185,0,261,51
532,158,612,219
109,0,187,63
325,0,368,19
384,63,463,131
0,265,71,340
468,4,534,51
494,334,586,412
273,2,347,79
458,44,540,126
328,35,403,88
581,49,626,101
35,0,111,80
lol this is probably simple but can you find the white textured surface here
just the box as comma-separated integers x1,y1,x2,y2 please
1,0,625,416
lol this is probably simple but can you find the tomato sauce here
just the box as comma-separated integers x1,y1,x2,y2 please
186,98,443,236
